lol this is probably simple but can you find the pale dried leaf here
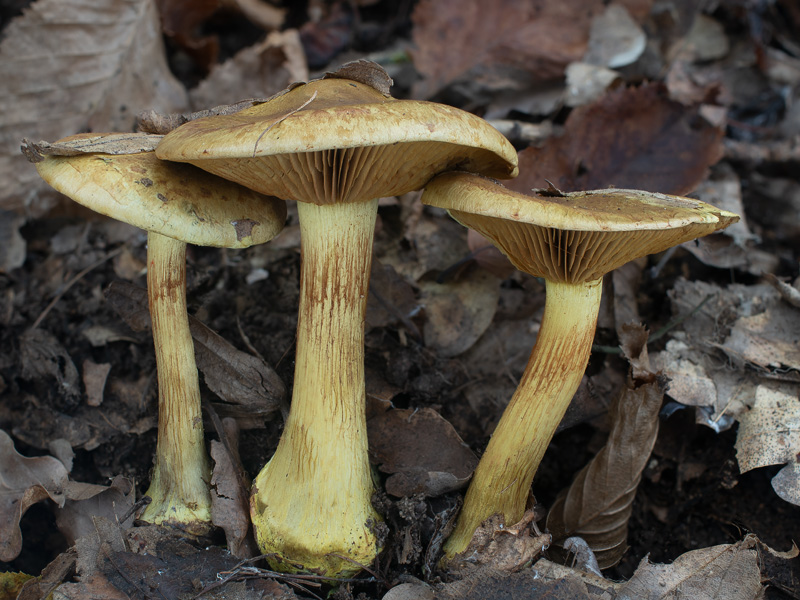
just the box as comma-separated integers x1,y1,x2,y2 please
0,429,69,561
1,0,188,215
583,4,645,68
718,307,800,374
54,573,131,600
771,460,800,506
82,359,112,407
735,381,800,473
547,333,666,568
189,30,308,110
419,268,500,358
618,534,763,599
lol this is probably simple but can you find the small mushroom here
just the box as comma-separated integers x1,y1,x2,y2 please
155,61,518,576
32,136,286,534
421,171,739,560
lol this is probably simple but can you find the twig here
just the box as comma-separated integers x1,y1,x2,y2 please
592,294,714,354
31,246,125,329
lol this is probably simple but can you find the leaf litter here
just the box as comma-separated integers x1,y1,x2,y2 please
2,0,800,598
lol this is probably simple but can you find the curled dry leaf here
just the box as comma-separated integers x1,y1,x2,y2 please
547,325,665,568
0,429,69,561
1,0,188,215
511,83,723,195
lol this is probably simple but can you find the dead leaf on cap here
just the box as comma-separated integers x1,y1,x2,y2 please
0,429,69,561
367,406,477,497
618,534,764,599
511,83,723,195
21,133,163,162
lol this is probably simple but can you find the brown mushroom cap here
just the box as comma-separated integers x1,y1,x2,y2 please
423,171,739,284
36,145,287,248
155,77,518,205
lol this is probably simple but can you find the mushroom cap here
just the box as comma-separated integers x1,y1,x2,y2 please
422,171,739,283
155,77,518,205
36,138,287,248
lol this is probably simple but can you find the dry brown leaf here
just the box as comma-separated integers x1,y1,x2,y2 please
0,429,69,561
210,437,255,558
55,476,136,546
411,0,602,98
547,326,666,568
106,280,285,425
419,268,500,358
434,565,594,600
618,534,764,599
16,547,77,600
510,84,723,195
189,30,308,110
367,406,478,497
1,0,188,215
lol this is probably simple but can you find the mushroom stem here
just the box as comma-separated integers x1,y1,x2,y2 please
444,278,602,558
250,199,381,577
142,232,212,533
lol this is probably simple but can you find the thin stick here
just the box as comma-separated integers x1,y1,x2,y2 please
31,246,125,330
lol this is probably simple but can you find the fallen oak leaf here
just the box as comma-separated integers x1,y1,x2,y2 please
0,429,69,561
546,324,666,568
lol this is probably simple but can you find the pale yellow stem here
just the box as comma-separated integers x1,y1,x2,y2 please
444,278,603,558
251,199,381,577
141,232,212,533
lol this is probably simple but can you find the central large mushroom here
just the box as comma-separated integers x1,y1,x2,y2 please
155,62,518,576
422,171,739,561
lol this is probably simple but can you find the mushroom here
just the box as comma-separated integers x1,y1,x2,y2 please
155,61,518,575
421,171,739,560
32,135,286,534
